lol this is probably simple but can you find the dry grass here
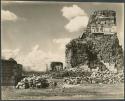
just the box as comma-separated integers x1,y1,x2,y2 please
1,83,124,100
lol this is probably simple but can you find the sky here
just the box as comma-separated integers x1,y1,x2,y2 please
1,1,124,71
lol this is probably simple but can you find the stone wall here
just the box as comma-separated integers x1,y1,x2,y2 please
66,38,88,68
1,58,23,86
66,33,123,72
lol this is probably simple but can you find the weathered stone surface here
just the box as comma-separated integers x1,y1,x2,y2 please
65,10,123,73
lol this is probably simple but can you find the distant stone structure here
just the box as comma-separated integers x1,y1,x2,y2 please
49,62,63,72
65,10,123,73
1,58,23,86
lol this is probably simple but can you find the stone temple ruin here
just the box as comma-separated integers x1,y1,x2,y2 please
1,58,23,86
65,10,123,73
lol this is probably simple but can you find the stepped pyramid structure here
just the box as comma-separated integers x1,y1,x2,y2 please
65,10,123,72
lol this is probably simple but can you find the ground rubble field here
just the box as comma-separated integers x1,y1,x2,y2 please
1,83,124,100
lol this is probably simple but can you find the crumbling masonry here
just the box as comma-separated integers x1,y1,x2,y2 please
65,10,123,72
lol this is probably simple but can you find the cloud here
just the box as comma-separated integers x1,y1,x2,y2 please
2,49,20,59
61,5,89,32
1,9,18,21
17,45,48,71
61,5,87,20
17,45,65,71
53,38,71,49
65,16,89,32
2,45,65,72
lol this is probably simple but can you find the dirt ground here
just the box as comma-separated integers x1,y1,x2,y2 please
1,83,124,100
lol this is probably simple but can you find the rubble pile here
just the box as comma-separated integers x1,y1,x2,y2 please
16,75,57,89
90,70,124,84
63,77,82,85
63,69,124,85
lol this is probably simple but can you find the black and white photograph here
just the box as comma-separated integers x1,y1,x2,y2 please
1,1,124,100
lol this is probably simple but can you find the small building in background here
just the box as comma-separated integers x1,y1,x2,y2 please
48,62,63,72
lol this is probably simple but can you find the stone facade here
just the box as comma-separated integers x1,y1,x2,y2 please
66,38,88,68
87,10,116,35
65,10,123,72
